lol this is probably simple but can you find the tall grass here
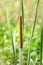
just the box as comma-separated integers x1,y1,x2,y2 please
27,0,40,65
6,9,16,65
5,0,40,65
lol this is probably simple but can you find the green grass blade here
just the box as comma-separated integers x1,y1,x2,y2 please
6,9,16,65
31,0,40,38
27,0,40,65
21,0,24,31
40,21,43,65
41,28,42,65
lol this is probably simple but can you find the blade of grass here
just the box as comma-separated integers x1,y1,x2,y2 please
6,9,16,65
27,0,40,65
40,18,43,65
21,0,24,31
41,26,42,65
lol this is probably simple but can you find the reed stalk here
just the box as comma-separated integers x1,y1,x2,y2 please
27,0,40,65
21,0,24,31
6,9,16,65
19,16,23,65
40,17,43,65
19,0,24,65
40,26,42,65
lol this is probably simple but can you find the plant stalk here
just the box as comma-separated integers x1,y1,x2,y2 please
40,18,43,65
6,9,16,65
19,0,24,64
27,0,40,65
19,16,23,65
21,0,24,31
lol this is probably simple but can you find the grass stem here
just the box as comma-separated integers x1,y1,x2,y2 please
6,9,16,65
27,0,40,65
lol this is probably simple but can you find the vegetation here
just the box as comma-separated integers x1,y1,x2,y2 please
0,0,43,65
